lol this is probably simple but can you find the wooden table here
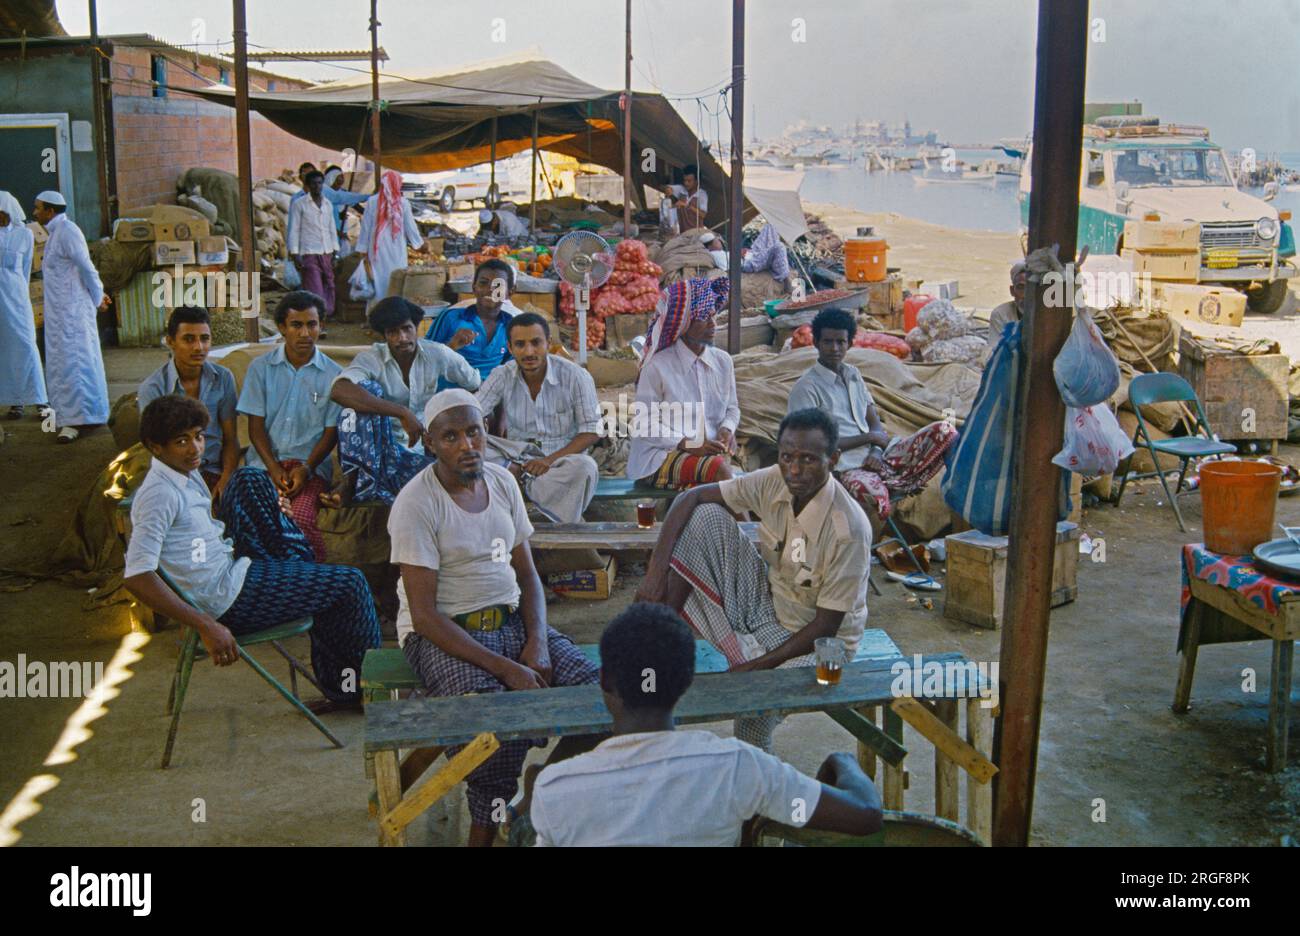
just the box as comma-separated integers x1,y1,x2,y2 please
528,521,758,551
1176,574,1299,772
364,644,997,846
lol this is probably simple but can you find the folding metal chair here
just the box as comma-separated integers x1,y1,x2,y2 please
1112,373,1236,531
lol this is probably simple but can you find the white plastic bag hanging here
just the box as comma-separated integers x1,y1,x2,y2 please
1053,306,1121,407
348,262,375,301
1052,404,1134,475
281,258,302,290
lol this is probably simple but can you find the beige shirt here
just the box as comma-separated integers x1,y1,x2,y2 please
987,301,1021,339
719,465,872,651
388,461,534,646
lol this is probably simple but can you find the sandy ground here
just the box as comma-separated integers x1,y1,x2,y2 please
3,229,1299,847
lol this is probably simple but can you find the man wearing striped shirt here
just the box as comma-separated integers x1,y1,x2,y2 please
475,312,601,522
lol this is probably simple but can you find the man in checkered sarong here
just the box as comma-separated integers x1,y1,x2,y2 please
388,389,601,847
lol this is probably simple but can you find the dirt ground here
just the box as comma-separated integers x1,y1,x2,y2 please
2,264,1298,847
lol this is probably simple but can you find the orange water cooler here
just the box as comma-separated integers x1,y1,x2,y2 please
844,235,888,282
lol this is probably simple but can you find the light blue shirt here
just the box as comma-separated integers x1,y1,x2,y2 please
137,359,238,476
123,459,250,618
237,344,342,482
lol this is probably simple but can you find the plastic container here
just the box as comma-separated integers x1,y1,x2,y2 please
1199,460,1282,555
763,298,784,318
845,236,888,283
903,293,934,333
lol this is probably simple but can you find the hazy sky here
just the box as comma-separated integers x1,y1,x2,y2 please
58,0,1300,152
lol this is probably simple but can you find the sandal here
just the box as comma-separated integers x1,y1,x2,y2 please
56,426,80,443
6,406,22,420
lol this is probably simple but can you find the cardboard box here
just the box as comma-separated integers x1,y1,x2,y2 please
607,313,651,348
920,279,959,300
27,222,48,273
514,290,556,321
401,266,448,306
156,218,211,241
113,218,155,242
1152,282,1246,328
1122,248,1200,281
195,235,230,266
546,554,617,600
1123,219,1200,252
943,522,1079,629
1178,331,1288,442
152,240,197,267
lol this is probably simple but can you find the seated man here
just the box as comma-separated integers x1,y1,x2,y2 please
137,306,240,498
425,259,523,390
787,307,957,539
636,408,871,752
330,296,482,504
475,312,601,522
626,277,738,490
658,163,708,232
238,290,343,561
530,602,883,846
124,395,380,711
987,261,1027,342
389,389,600,847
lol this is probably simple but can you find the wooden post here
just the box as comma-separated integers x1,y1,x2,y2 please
966,698,993,843
231,0,259,343
933,699,959,822
726,0,745,355
623,0,633,235
88,0,117,233
369,0,382,193
882,704,905,810
855,705,879,781
490,116,497,198
530,109,539,233
992,0,1090,847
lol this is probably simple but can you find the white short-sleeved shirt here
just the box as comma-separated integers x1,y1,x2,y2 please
388,461,534,646
531,729,822,847
475,355,602,456
719,465,872,651
787,362,877,471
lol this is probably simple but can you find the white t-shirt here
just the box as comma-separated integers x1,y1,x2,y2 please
388,461,534,646
530,729,822,847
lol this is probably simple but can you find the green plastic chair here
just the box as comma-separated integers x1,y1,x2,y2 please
159,571,342,768
1112,372,1236,531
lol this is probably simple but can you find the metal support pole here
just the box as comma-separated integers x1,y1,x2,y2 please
726,0,745,355
530,109,539,233
623,0,633,236
991,0,1090,847
370,0,382,192
232,0,259,343
490,116,497,192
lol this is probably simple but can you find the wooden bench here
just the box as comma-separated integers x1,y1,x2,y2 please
591,478,678,503
364,635,997,845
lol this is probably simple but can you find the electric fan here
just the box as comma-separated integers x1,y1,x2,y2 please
552,230,615,364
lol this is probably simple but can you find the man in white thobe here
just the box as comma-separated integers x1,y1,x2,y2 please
33,191,109,443
0,191,47,421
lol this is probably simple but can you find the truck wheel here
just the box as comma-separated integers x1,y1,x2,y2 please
1245,280,1291,314
439,187,455,213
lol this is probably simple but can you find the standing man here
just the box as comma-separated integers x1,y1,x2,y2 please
627,277,738,490
389,389,601,846
635,408,872,752
356,169,427,309
788,307,957,540
425,259,522,390
0,191,47,421
658,164,708,232
33,191,110,443
330,296,481,504
287,170,340,319
238,290,343,561
476,312,601,522
138,306,241,498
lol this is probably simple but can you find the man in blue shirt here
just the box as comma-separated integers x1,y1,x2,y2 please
124,393,380,712
238,290,343,561
138,306,240,498
425,259,523,390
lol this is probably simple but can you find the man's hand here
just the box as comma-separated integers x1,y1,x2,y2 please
277,494,294,517
862,450,886,474
399,409,424,445
716,427,736,455
521,456,552,477
729,658,761,674
266,461,287,493
680,439,726,457
98,295,112,312
519,637,553,684
498,659,548,691
448,328,478,350
634,582,664,604
197,615,239,667
816,751,858,785
211,471,233,505
282,463,310,498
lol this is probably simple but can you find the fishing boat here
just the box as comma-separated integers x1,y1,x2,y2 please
913,156,996,184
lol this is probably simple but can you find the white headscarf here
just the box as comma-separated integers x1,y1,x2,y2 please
0,191,25,226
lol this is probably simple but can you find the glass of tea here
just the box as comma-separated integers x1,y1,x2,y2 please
636,500,656,529
815,637,847,686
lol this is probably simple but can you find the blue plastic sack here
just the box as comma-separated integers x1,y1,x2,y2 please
1053,307,1120,407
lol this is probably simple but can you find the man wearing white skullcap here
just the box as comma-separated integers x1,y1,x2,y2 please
476,204,529,239
387,387,601,846
0,191,48,419
984,261,1028,364
34,191,110,442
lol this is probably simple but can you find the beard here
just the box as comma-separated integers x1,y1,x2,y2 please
458,466,484,483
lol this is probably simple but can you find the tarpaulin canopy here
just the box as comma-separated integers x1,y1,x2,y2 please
741,167,808,246
192,52,751,229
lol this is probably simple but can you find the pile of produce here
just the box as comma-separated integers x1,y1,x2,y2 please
775,287,858,313
905,298,987,365
787,325,909,360
558,239,663,350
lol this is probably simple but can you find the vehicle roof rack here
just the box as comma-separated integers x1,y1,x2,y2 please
1083,120,1210,140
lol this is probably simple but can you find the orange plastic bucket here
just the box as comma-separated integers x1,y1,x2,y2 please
845,236,888,282
1199,460,1281,555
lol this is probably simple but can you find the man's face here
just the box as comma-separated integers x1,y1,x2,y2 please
683,314,715,348
777,427,836,502
298,164,316,183
815,327,851,372
1011,271,1028,311
307,176,324,198
508,323,548,375
384,321,418,359
0,211,10,228
473,268,508,310
167,322,212,371
148,425,206,475
428,407,486,482
278,306,321,357
32,201,54,225
683,173,698,194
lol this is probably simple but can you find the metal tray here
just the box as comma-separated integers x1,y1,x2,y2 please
1251,538,1300,582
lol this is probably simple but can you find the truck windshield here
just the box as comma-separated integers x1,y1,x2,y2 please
1112,147,1232,187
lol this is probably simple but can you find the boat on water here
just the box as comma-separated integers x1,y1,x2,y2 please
913,156,996,184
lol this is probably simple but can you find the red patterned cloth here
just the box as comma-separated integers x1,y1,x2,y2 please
281,459,328,561
642,449,729,490
1180,543,1299,619
839,420,958,518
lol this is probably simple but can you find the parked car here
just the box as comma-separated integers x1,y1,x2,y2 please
1019,117,1296,312
402,167,505,213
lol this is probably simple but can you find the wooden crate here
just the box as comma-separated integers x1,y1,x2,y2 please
943,521,1079,630
1178,332,1288,442
456,290,556,321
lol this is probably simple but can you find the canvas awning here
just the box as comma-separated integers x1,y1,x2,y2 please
741,167,808,246
191,52,751,229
